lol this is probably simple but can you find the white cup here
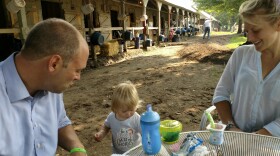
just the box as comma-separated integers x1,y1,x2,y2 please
206,123,226,145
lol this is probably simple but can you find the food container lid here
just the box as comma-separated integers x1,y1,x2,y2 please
160,120,182,132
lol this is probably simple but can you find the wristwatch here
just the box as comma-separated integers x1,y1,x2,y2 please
225,121,235,130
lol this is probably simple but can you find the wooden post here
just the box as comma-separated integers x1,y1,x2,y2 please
186,12,189,27
121,0,127,52
192,13,195,36
88,12,98,68
156,1,162,46
142,0,149,49
168,5,172,41
182,10,185,27
17,7,28,44
176,8,179,28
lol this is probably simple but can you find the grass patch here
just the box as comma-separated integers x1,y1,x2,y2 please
211,31,235,36
226,35,247,49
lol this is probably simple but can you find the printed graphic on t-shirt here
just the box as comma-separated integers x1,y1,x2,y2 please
116,128,134,149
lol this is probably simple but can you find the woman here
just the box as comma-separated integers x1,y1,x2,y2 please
213,0,280,137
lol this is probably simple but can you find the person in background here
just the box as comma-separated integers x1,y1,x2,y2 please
94,81,142,154
213,0,280,137
0,18,89,155
203,18,212,39
169,28,175,41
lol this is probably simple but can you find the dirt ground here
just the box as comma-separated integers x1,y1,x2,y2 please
56,33,237,156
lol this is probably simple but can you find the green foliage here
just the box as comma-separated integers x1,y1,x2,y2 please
193,0,246,31
226,35,247,49
194,0,245,14
211,31,235,36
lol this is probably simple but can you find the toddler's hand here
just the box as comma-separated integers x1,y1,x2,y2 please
94,132,103,142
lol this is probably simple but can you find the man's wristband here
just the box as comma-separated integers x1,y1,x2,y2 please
70,148,87,154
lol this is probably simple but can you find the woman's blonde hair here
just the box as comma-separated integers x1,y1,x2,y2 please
111,81,141,112
239,0,280,25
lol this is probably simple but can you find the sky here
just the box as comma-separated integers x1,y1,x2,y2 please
162,0,216,20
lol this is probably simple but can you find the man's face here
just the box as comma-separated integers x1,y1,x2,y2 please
51,41,89,93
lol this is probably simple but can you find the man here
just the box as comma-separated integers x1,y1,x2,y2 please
203,18,212,39
0,18,89,155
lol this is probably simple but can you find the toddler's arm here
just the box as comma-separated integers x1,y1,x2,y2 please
94,124,110,142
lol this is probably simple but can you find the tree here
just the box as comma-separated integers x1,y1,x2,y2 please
193,0,246,33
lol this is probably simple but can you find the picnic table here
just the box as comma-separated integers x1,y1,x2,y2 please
124,131,280,156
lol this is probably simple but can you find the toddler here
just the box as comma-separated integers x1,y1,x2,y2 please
94,81,142,154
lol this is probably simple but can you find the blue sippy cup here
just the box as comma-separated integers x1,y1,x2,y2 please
140,104,161,155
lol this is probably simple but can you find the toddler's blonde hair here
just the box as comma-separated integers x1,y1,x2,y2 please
111,81,141,112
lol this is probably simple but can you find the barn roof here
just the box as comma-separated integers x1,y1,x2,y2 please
159,0,198,13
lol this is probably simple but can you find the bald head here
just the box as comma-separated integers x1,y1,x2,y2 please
21,18,85,66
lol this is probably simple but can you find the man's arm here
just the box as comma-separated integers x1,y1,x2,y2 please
58,125,87,155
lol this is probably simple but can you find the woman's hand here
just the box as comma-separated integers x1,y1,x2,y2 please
227,127,242,132
254,128,272,136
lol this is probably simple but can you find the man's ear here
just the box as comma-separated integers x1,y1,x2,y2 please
48,55,62,72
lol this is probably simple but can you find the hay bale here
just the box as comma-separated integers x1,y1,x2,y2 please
93,45,101,55
100,39,119,56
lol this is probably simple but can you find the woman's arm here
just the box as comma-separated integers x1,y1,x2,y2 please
255,128,272,136
215,100,241,131
215,100,234,123
261,118,280,137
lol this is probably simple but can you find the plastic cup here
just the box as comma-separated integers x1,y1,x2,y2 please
160,120,182,144
206,123,226,145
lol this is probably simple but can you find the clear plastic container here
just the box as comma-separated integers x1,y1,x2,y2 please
160,120,182,144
